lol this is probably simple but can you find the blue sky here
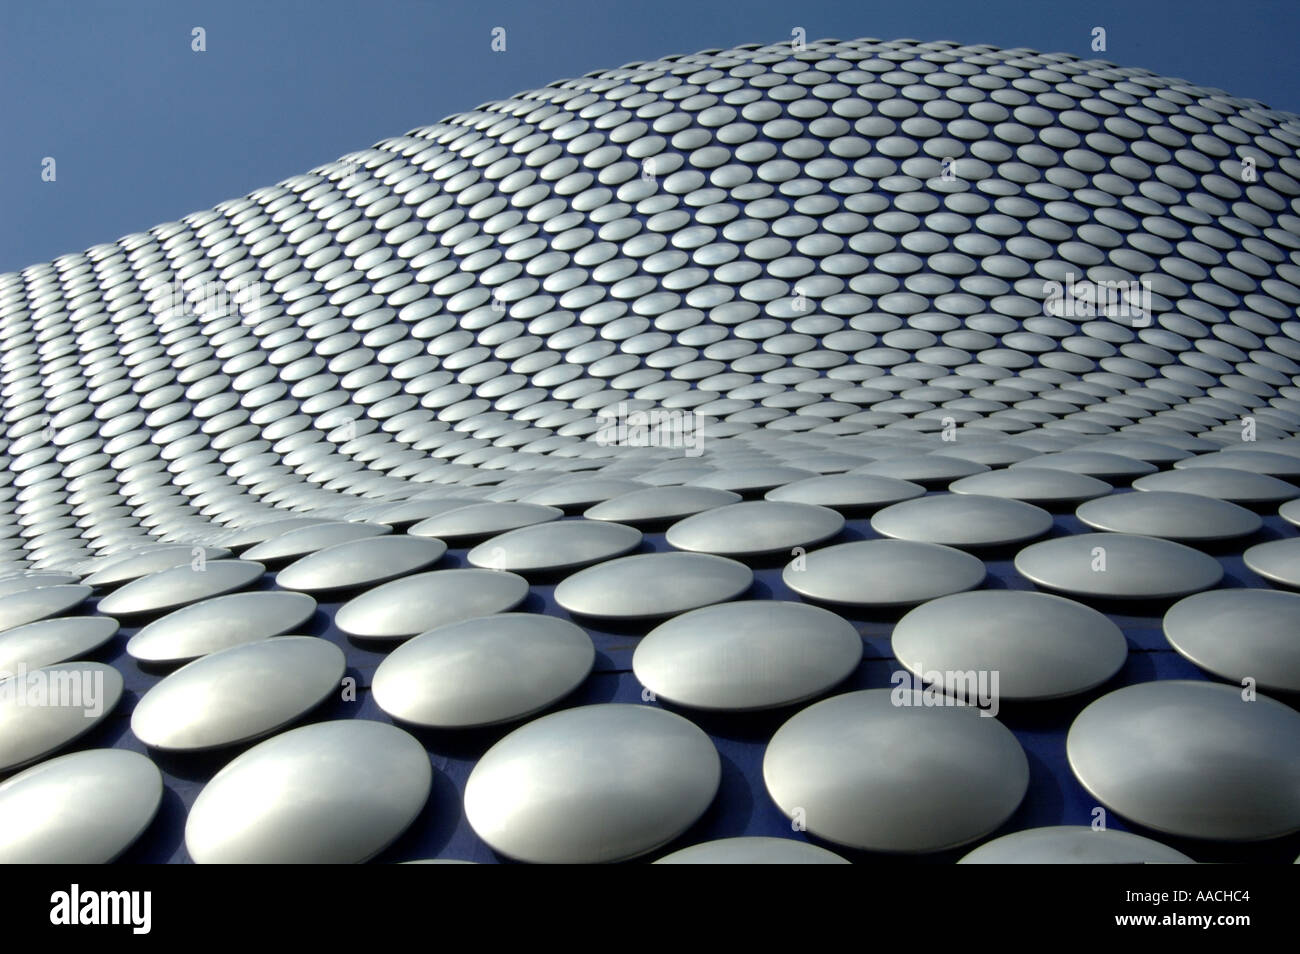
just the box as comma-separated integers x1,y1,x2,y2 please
2,0,1298,273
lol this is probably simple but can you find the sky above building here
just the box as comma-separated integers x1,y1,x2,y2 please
2,0,1298,273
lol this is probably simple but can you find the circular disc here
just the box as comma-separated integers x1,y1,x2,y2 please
665,501,844,557
367,496,483,528
0,615,119,671
949,467,1113,506
1014,533,1222,600
1131,467,1298,504
1014,451,1156,481
0,749,162,863
764,474,926,511
585,486,741,525
97,560,266,617
763,689,1028,852
408,502,561,541
186,719,432,863
467,520,641,573
131,637,346,751
126,590,317,664
335,568,529,640
0,573,82,598
81,544,233,588
782,540,985,608
693,466,816,494
241,521,391,563
1175,449,1300,478
0,584,92,633
554,552,753,619
523,477,649,510
1075,491,1260,541
1067,680,1300,841
634,600,862,710
373,613,594,728
870,493,1052,548
1164,589,1300,692
958,826,1193,864
1243,538,1300,588
854,455,988,485
274,534,445,592
215,517,336,551
654,836,850,864
465,703,720,863
892,590,1127,701
0,662,124,772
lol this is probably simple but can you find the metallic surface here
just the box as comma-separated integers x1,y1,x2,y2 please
892,590,1127,701
0,33,1298,864
274,535,446,592
185,720,432,863
126,591,317,664
373,613,594,728
1164,589,1300,692
634,600,862,710
764,689,1028,852
0,616,119,672
335,569,528,640
782,539,985,607
655,837,850,864
870,494,1053,549
553,551,752,619
1067,681,1300,841
1015,533,1223,600
0,749,162,863
958,826,1194,864
97,561,265,617
131,637,346,750
0,662,124,771
466,521,642,574
465,704,719,863
0,585,91,633
665,501,844,557
1075,491,1261,541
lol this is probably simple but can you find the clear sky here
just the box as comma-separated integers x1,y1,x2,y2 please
2,0,1298,274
